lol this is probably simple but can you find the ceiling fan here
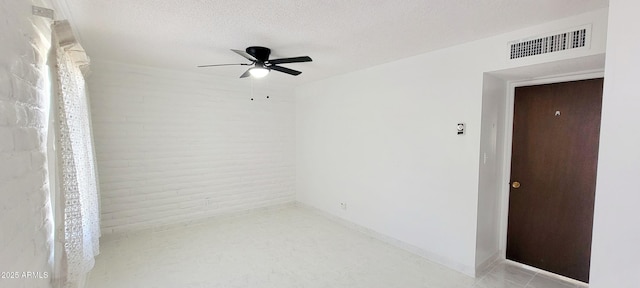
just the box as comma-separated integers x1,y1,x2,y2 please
198,46,312,78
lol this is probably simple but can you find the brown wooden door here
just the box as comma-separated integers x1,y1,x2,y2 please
506,78,603,283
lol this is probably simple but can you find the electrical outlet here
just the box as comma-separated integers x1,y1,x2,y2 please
32,6,54,19
340,202,347,210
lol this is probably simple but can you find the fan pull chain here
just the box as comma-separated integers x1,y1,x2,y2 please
250,78,254,101
249,78,270,101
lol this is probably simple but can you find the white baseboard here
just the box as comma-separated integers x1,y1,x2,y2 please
295,201,477,278
475,251,501,277
101,201,297,242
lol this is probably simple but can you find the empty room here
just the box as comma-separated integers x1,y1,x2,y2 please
1,0,638,287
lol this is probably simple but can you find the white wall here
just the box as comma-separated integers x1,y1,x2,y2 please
475,74,506,269
88,61,296,234
295,9,608,276
590,0,640,287
0,0,55,287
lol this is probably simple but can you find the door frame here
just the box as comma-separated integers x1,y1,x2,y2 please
497,70,605,262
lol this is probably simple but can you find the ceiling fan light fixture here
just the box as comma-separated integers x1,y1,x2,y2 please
249,66,269,78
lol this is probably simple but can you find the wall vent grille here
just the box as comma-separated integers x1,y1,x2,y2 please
509,28,589,59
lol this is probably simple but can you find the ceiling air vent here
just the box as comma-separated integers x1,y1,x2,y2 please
509,25,591,60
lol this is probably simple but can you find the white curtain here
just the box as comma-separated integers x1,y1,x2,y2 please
53,20,100,288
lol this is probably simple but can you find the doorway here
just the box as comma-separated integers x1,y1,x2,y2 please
506,78,603,283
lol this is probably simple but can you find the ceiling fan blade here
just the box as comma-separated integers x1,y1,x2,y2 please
197,63,251,68
267,56,312,65
231,49,257,61
270,65,302,76
239,68,252,78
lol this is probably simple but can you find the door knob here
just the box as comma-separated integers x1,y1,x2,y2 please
512,181,521,189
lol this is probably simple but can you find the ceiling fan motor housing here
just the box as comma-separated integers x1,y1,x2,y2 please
246,46,271,62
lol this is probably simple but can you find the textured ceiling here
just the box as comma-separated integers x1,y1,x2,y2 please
59,0,609,87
